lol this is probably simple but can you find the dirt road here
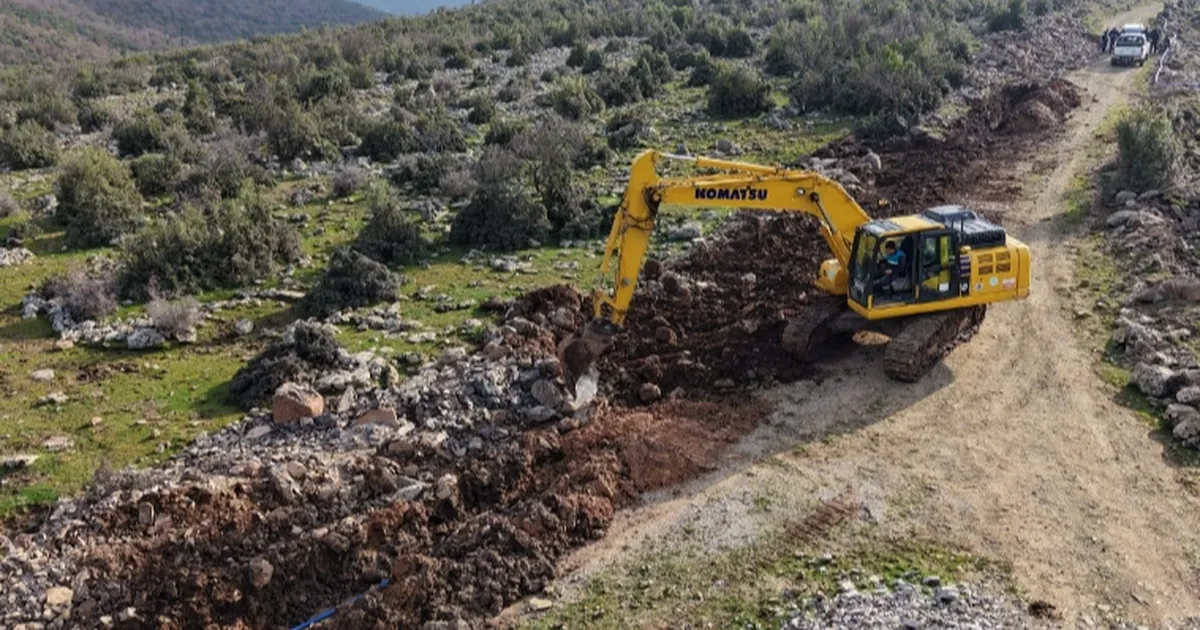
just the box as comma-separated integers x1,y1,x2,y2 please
545,3,1200,627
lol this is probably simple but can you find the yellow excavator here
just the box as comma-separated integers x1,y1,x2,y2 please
567,150,1031,382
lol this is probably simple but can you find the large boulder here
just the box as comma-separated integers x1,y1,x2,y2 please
127,327,166,350
1133,363,1182,398
272,383,325,424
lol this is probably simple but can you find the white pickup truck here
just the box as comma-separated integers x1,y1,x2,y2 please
1111,32,1150,66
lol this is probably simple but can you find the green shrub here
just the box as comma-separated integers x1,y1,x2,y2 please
725,28,756,58
359,118,418,162
301,248,399,318
390,153,463,194
467,95,497,125
550,75,603,120
118,190,302,300
416,111,467,152
707,62,773,118
1117,107,1180,193
182,80,217,135
0,121,59,170
299,69,352,104
353,182,428,265
55,149,143,248
451,148,549,250
114,110,174,157
687,50,718,87
180,136,267,199
17,93,77,130
78,101,120,133
485,118,528,146
989,0,1028,32
267,102,335,161
130,153,184,197
348,63,375,89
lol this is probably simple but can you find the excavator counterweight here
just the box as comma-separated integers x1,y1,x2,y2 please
563,150,1030,384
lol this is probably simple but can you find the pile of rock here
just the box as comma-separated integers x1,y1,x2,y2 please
0,291,596,627
1100,188,1200,448
0,246,33,267
970,13,1098,93
783,580,1041,629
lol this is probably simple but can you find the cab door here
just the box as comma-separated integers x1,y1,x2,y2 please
916,230,958,303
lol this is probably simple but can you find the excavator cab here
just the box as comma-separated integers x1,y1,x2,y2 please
846,218,971,315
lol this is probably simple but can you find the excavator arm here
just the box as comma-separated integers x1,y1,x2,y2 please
592,150,874,326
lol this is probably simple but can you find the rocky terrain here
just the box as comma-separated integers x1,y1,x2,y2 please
3,0,1189,629
0,60,1096,628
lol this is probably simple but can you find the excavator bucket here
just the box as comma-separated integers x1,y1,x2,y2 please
558,319,618,389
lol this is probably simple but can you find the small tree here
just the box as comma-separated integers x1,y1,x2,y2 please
301,248,399,318
0,121,59,170
353,181,428,265
550,75,603,120
182,80,217,135
55,149,143,248
1116,107,1180,193
130,153,184,197
707,62,773,118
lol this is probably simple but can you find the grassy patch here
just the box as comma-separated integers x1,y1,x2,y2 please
523,526,996,630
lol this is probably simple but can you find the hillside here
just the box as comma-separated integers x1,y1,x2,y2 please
0,0,177,66
352,0,474,14
0,0,385,66
78,0,385,42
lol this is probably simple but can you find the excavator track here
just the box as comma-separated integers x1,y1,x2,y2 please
883,306,987,382
782,296,849,362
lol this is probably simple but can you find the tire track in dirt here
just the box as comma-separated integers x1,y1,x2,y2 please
534,4,1200,628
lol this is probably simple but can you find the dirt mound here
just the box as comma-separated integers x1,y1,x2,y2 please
70,397,762,630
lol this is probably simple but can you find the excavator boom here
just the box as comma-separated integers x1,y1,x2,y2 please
593,150,871,325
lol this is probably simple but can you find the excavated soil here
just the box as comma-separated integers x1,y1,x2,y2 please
84,396,764,630
62,78,1084,630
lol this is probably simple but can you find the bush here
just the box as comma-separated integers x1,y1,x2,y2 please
228,321,347,410
550,75,603,120
415,111,467,152
583,50,605,75
55,149,142,248
180,135,267,200
439,167,475,199
348,63,375,90
707,63,773,118
331,164,364,198
359,118,418,162
989,0,1028,32
118,191,302,299
687,51,718,87
268,102,334,161
78,101,120,133
147,296,202,340
450,147,550,250
498,77,530,103
485,118,528,146
17,93,77,130
41,268,118,323
182,80,217,135
1117,107,1180,193
114,110,168,157
467,96,496,125
0,121,59,170
353,182,428,265
301,248,399,318
130,153,184,197
566,44,589,68
389,153,463,194
299,69,352,104
725,28,756,58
